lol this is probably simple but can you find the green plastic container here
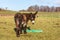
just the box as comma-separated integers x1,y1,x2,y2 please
26,29,43,33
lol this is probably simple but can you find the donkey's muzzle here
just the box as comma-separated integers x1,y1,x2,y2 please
32,20,35,24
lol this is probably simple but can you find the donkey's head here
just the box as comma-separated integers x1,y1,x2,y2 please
30,11,38,24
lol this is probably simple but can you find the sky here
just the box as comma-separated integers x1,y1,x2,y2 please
0,0,60,11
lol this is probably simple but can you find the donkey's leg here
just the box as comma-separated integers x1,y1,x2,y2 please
24,25,27,34
16,28,20,37
19,24,23,34
14,27,20,37
15,19,20,37
15,24,21,37
23,23,27,34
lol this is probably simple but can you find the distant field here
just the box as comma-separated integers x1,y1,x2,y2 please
0,11,60,40
0,10,16,14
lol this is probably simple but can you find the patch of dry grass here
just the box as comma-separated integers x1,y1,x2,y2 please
0,12,60,40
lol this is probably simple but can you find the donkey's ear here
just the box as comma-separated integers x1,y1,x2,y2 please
34,11,38,15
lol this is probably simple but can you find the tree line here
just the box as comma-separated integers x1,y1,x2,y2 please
0,5,60,12
20,5,60,12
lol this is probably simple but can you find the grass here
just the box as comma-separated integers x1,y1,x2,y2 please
0,11,60,40
0,10,16,14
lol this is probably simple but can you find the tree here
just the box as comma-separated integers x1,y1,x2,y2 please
27,5,39,12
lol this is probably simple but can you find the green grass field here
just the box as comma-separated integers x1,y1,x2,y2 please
0,11,60,40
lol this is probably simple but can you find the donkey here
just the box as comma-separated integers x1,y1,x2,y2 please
14,11,38,37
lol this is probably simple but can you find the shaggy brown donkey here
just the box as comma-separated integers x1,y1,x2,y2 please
14,11,38,37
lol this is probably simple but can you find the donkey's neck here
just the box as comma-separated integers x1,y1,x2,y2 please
25,14,31,23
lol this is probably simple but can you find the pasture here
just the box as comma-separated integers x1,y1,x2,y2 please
0,11,60,40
